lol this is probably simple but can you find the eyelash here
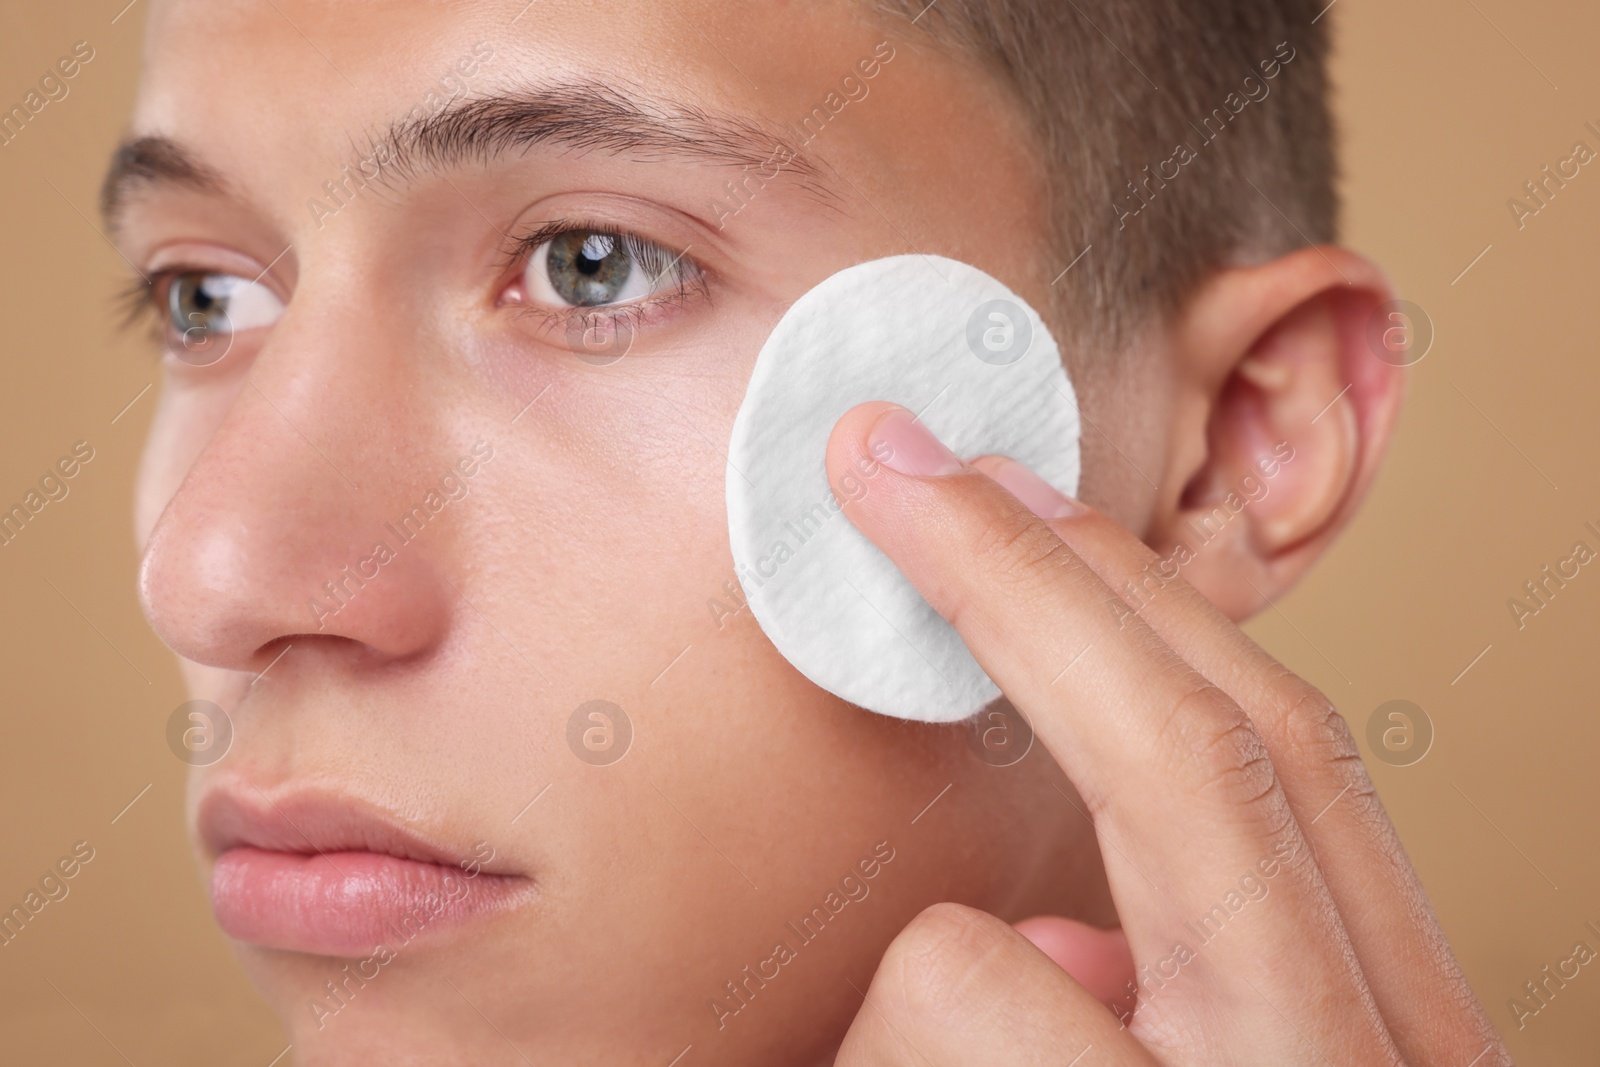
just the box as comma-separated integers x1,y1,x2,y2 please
111,221,709,348
502,217,710,332
115,272,168,341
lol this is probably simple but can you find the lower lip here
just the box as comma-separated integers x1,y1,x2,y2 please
212,848,525,957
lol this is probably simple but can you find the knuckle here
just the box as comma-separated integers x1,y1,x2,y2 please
946,506,1083,631
880,903,1014,1021
1164,684,1284,814
969,510,1071,595
1266,677,1361,765
1262,678,1386,821
1197,723,1281,812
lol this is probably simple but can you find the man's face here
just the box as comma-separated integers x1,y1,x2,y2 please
119,1,1115,1062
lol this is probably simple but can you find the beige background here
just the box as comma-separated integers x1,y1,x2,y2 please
2,1,1596,1062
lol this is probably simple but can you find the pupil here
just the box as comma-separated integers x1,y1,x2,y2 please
578,234,615,275
170,272,231,335
547,230,633,306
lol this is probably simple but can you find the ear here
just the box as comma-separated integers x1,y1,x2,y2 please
1145,245,1406,622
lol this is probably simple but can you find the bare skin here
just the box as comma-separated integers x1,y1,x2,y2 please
828,395,1509,1063
111,0,1502,1062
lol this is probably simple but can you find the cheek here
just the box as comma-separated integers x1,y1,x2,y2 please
471,369,743,696
1070,354,1171,531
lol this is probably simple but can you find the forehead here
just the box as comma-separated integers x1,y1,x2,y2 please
133,1,902,171
136,0,869,118
129,0,1047,261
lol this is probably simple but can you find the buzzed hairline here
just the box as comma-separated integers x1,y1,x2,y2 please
873,0,1338,358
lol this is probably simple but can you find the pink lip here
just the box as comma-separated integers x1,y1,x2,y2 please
199,790,529,957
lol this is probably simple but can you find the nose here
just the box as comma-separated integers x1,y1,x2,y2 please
138,302,455,673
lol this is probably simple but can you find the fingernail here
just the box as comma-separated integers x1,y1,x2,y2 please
870,406,964,477
983,457,1082,520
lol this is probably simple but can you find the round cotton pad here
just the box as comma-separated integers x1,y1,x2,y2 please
725,255,1082,724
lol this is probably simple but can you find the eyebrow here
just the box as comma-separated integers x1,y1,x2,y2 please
100,135,228,228
101,79,832,231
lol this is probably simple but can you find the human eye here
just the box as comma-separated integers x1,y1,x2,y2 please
165,271,285,338
124,268,286,365
501,221,706,338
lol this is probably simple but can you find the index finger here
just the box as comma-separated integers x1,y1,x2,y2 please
827,403,1394,1058
972,454,1505,1065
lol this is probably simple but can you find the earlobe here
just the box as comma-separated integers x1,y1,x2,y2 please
1149,246,1405,621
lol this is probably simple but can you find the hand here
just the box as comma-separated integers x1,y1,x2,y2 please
827,403,1508,1066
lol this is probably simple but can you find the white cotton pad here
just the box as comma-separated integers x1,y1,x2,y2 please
725,255,1082,724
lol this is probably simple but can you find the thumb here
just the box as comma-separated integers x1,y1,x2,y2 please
835,904,1142,1066
1013,916,1135,1009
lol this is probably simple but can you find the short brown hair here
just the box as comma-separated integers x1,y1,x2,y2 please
877,0,1337,356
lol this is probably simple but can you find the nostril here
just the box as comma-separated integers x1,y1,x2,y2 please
246,637,297,684
133,396,457,674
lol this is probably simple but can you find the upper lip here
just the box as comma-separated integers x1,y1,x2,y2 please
198,787,509,874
